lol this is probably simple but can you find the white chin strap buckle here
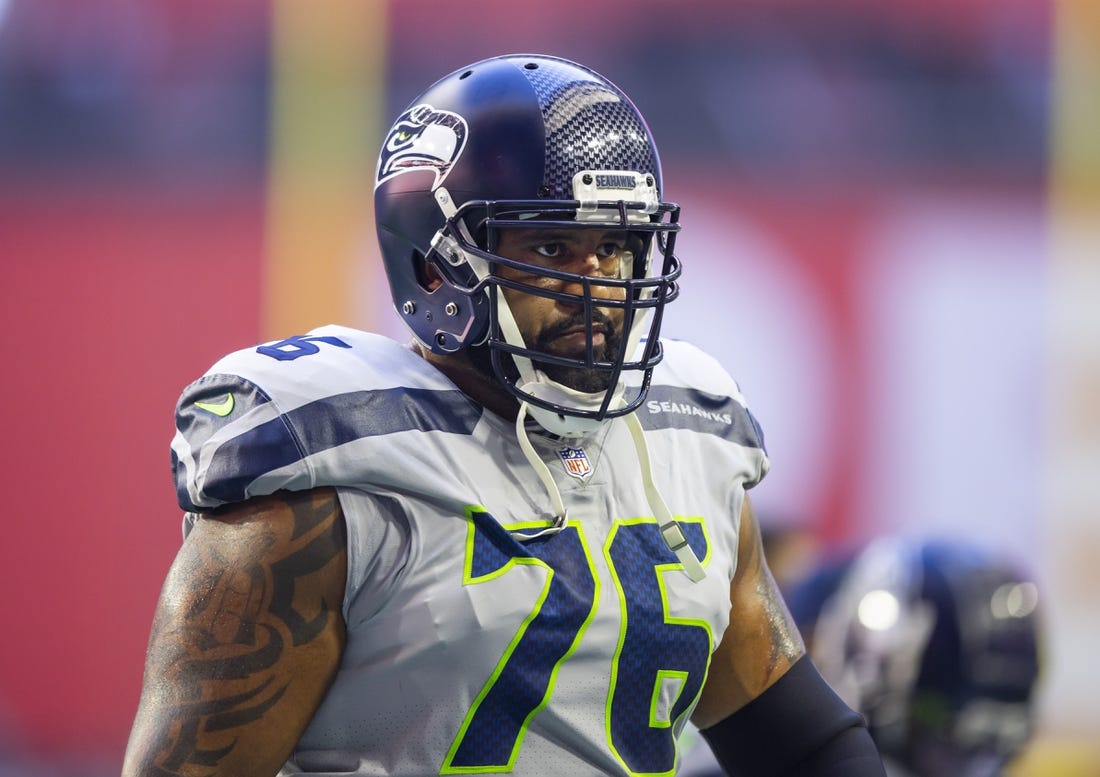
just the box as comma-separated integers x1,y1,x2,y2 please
624,411,707,583
659,520,706,583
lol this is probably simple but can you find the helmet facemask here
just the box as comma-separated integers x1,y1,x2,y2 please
429,173,681,435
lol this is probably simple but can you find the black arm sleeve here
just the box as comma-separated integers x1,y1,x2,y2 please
699,655,885,777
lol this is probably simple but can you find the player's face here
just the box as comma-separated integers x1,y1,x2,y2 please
494,227,630,393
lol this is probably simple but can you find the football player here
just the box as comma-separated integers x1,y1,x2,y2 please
122,54,884,776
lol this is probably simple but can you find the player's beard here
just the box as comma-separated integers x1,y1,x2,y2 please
473,309,624,394
529,309,623,393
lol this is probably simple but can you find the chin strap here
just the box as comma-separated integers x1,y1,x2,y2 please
512,403,568,541
622,411,707,583
513,402,706,583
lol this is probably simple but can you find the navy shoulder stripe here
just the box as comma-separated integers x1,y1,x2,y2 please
181,386,481,509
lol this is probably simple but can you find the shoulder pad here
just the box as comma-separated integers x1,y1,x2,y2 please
171,327,481,511
642,338,769,483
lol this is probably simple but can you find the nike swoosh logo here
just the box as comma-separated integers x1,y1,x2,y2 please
194,394,235,417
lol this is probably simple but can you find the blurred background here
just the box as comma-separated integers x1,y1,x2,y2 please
0,0,1097,774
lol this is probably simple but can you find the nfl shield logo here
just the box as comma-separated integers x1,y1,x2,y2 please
558,446,593,481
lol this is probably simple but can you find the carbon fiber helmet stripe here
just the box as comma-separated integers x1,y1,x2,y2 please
521,63,658,199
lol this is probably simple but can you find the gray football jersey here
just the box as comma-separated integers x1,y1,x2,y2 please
172,326,769,776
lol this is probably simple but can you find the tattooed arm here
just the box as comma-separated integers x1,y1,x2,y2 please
122,487,348,777
692,494,804,727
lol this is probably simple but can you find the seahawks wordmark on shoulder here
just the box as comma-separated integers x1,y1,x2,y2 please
645,399,734,426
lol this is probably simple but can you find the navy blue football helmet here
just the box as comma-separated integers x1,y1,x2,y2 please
788,538,1042,777
374,54,681,434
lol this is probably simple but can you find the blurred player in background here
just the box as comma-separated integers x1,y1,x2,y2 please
121,53,886,776
786,537,1043,777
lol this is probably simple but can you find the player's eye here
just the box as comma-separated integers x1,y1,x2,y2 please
597,242,624,259
533,243,565,259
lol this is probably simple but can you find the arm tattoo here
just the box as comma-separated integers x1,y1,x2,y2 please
141,490,346,775
756,568,804,671
744,518,803,674
271,496,347,645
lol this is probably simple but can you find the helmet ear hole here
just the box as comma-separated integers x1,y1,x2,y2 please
412,250,444,291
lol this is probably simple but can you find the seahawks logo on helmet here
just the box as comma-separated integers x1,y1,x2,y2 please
376,103,468,191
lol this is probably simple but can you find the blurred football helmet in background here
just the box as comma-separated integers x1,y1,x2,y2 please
373,54,682,435
787,537,1042,777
